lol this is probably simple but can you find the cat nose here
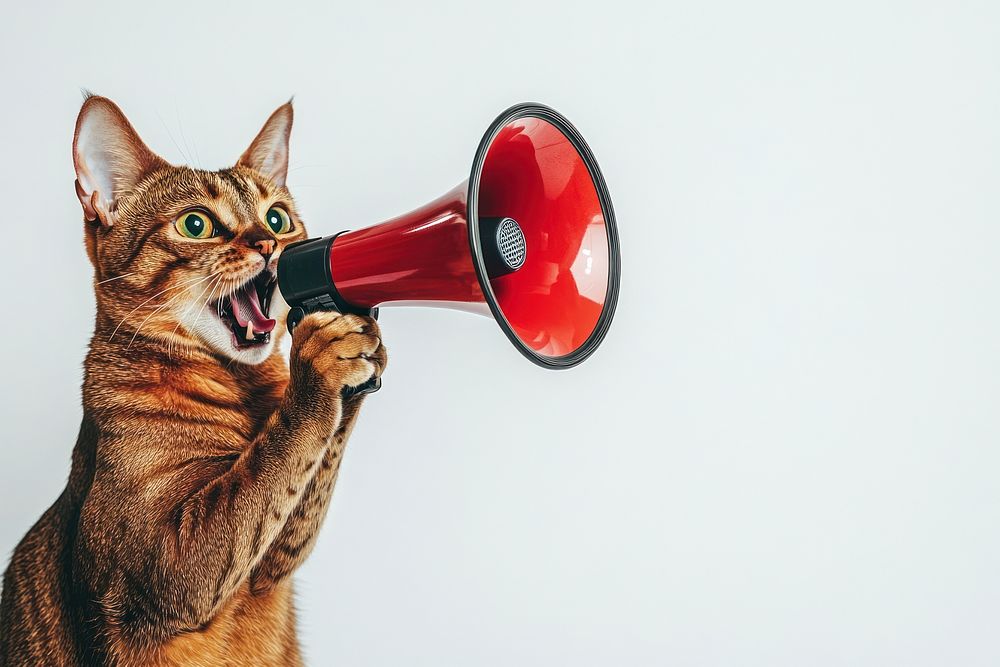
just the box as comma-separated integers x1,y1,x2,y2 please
253,239,276,259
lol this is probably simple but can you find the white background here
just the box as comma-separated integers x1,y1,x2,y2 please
2,1,999,665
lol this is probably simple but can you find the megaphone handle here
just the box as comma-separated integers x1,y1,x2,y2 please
286,304,382,400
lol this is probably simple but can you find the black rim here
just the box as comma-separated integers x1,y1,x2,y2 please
467,102,621,369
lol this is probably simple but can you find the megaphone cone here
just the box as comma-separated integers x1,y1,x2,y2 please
278,103,620,378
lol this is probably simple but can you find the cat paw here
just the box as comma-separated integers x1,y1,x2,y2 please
289,311,387,398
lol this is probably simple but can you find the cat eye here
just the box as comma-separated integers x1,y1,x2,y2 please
174,211,217,239
265,206,294,235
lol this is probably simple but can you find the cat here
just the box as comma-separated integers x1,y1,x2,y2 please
0,95,387,666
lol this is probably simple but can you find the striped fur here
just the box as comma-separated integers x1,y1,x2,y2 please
0,97,386,665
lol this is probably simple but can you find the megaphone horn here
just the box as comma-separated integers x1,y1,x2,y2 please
278,103,621,393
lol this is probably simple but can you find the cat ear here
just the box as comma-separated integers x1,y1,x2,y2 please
73,95,167,227
237,102,293,187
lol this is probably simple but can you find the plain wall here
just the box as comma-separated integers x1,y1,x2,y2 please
1,1,999,664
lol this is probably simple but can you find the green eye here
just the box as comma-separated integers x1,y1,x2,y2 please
174,211,216,239
265,206,293,235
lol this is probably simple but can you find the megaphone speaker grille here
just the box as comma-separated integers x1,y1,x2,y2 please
496,217,526,271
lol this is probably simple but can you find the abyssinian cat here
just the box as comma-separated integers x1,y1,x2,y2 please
0,95,387,665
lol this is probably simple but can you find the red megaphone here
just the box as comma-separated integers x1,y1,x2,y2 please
277,103,620,392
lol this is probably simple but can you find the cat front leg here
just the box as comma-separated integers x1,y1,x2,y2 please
249,316,386,595
82,312,384,646
169,312,385,608
247,391,376,595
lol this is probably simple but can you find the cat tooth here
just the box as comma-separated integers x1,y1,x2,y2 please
245,323,254,341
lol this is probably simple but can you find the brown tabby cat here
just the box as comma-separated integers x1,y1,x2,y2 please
0,95,387,666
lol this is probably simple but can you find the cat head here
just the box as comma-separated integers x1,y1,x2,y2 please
73,95,308,365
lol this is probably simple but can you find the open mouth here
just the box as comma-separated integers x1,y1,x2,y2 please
217,271,278,348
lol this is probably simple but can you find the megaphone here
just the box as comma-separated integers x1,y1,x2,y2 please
278,103,620,394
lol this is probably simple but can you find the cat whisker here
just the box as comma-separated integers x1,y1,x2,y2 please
125,295,183,352
110,273,219,343
184,275,224,348
218,276,238,310
194,275,224,327
166,274,223,359
155,111,193,166
175,107,201,169
184,276,228,359
126,273,221,351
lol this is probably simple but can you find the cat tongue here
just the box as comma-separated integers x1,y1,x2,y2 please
231,283,276,335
